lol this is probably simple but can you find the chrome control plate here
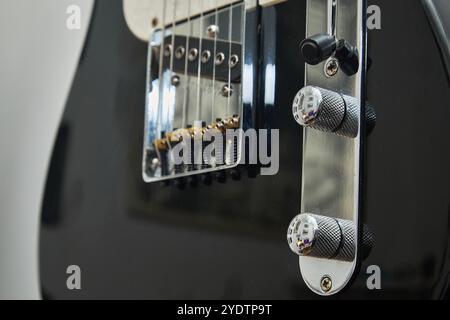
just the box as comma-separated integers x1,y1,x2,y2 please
299,0,367,295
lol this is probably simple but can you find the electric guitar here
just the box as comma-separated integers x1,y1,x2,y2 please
40,0,450,299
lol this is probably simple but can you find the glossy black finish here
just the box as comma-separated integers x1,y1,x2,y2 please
422,0,450,79
40,0,450,299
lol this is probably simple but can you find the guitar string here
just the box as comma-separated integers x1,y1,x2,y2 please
164,0,179,175
169,0,177,76
328,0,337,37
157,0,168,141
226,3,233,118
211,0,219,123
195,0,204,121
168,0,177,129
153,0,168,175
181,0,192,129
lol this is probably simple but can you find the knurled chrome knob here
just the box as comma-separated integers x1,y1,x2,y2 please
292,86,376,138
287,213,374,262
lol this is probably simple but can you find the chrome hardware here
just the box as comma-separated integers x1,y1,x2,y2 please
206,24,220,38
175,46,185,59
164,44,172,57
201,50,212,64
215,52,226,66
229,54,240,68
188,48,199,62
320,276,333,293
324,57,339,77
143,1,257,184
293,86,358,138
221,84,234,97
287,213,374,262
292,86,376,138
287,214,318,256
289,0,371,296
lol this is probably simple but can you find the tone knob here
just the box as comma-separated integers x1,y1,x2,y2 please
287,213,374,262
292,86,376,138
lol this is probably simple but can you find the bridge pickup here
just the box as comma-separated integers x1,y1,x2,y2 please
161,35,242,83
142,1,253,184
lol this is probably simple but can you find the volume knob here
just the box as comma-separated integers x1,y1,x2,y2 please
287,213,374,262
292,86,376,138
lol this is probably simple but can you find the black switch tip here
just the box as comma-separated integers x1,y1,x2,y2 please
300,34,337,65
335,39,360,76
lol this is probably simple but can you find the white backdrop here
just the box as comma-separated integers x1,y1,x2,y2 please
0,0,94,299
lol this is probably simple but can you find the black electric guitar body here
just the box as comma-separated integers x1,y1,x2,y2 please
40,0,450,299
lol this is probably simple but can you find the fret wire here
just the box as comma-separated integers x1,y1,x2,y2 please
196,0,205,121
181,0,192,129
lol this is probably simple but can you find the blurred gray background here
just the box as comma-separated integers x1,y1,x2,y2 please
0,0,93,299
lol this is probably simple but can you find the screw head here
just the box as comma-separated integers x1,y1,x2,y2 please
164,44,172,57
201,50,212,64
221,84,233,97
215,52,225,66
175,46,185,59
150,158,160,171
171,75,180,87
151,17,159,28
206,25,220,38
324,57,339,77
188,48,199,62
320,276,333,293
229,54,239,68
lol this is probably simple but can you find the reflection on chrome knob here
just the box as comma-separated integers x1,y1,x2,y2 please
287,213,374,262
292,86,376,138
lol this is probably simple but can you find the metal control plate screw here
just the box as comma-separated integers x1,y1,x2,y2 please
324,57,339,77
320,276,333,293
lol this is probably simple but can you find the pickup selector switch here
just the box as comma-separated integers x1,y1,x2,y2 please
300,34,337,65
300,34,360,76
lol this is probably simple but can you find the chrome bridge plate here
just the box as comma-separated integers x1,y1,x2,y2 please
143,1,250,183
299,0,367,295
